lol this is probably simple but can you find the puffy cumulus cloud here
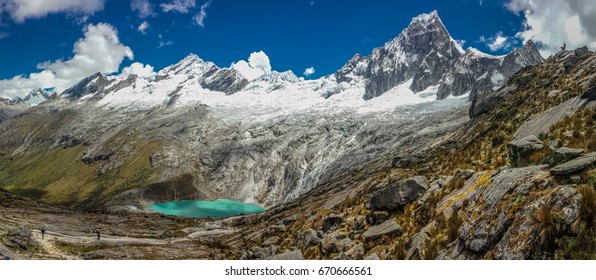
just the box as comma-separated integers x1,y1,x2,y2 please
231,51,272,81
131,0,154,18
160,0,196,14
0,0,105,23
0,23,133,98
138,20,149,34
480,32,516,52
506,0,596,56
0,70,55,98
303,67,315,77
193,0,211,27
122,62,155,77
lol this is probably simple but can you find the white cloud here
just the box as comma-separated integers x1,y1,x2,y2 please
193,0,211,27
506,0,596,56
488,33,509,51
0,23,133,98
479,32,515,52
158,40,173,48
160,0,196,14
131,0,154,18
137,20,149,34
0,0,105,23
122,62,155,77
231,51,272,81
0,31,8,39
303,67,315,77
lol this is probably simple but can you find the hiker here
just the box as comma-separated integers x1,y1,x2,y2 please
95,228,101,240
561,42,566,51
40,226,46,240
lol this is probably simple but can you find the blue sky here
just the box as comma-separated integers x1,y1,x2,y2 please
0,0,594,98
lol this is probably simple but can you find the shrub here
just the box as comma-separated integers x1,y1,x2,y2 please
574,185,596,231
446,207,462,242
530,204,556,250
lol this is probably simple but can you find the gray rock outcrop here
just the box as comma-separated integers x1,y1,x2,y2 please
4,227,37,250
363,219,403,240
199,68,249,95
367,176,429,211
269,250,304,260
508,135,545,167
542,147,584,167
551,152,596,176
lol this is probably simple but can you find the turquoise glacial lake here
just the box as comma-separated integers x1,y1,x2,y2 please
149,199,266,218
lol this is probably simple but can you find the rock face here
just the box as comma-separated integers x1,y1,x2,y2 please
334,54,368,85
362,10,463,100
363,219,403,240
0,98,28,123
437,40,543,99
508,135,545,167
4,227,37,250
551,152,596,176
199,68,249,95
367,176,429,211
542,147,584,167
439,165,554,259
61,73,112,100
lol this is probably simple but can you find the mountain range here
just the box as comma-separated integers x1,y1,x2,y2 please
2,11,594,261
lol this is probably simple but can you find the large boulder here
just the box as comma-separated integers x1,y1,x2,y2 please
4,227,37,250
508,135,545,167
363,219,403,240
551,152,596,176
320,231,350,255
367,176,429,211
542,147,584,167
269,250,304,260
295,229,321,248
242,245,277,260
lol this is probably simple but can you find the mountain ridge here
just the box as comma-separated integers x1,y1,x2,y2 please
3,11,543,109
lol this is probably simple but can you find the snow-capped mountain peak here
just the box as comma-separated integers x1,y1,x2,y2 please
45,11,544,113
411,9,439,24
255,70,300,83
158,53,217,78
437,40,543,99
362,10,463,99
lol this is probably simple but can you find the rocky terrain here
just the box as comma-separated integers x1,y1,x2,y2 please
0,98,28,123
1,11,595,260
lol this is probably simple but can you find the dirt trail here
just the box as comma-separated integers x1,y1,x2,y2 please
34,232,79,260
